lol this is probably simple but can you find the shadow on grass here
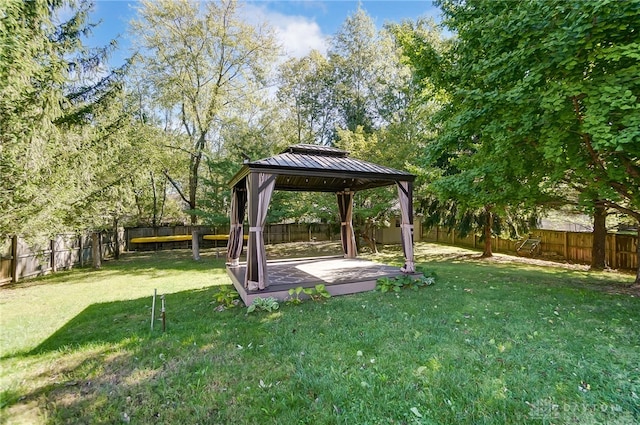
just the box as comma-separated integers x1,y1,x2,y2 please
4,285,249,423
30,286,221,355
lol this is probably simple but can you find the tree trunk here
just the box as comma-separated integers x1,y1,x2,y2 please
160,175,167,224
359,231,378,254
151,171,158,227
11,235,18,283
92,232,102,269
590,201,607,270
189,207,201,260
131,177,144,224
481,208,493,258
189,139,203,261
114,218,120,260
634,225,640,286
192,228,201,261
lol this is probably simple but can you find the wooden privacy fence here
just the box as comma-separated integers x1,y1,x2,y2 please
126,224,341,251
126,226,223,251
4,224,636,284
0,230,124,285
422,226,638,271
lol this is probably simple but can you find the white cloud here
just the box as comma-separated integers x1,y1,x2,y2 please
276,16,328,58
243,4,328,58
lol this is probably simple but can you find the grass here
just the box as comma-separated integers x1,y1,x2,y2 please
1,242,639,424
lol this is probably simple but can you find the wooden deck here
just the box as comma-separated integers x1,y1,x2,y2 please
226,256,405,305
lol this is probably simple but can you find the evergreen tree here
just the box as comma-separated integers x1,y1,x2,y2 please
1,0,132,240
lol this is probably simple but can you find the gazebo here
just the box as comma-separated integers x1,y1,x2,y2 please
226,144,416,304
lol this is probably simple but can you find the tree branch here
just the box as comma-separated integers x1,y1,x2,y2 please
571,95,607,174
602,200,640,222
162,169,191,207
620,155,640,181
71,176,128,208
181,101,193,138
163,144,193,156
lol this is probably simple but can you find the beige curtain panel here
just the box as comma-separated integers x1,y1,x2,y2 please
397,181,415,273
245,172,276,291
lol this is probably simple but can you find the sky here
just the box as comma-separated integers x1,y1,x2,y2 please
85,0,442,68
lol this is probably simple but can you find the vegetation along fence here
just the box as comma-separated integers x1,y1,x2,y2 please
422,226,638,271
0,230,124,285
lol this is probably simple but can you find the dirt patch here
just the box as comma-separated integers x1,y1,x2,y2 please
481,252,590,271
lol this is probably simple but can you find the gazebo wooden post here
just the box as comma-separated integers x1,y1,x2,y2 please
245,172,260,289
337,189,357,259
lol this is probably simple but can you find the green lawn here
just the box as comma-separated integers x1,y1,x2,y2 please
1,243,638,424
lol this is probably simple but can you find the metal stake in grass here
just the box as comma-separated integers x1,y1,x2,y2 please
161,294,166,332
151,289,157,332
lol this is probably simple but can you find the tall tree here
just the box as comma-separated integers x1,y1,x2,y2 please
197,95,287,227
391,18,536,257
433,0,640,281
130,0,280,259
1,0,131,242
329,6,404,135
277,51,336,145
123,74,189,227
330,9,426,251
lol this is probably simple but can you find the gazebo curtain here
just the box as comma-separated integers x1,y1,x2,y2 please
245,172,276,290
337,190,357,258
397,181,415,273
226,186,247,266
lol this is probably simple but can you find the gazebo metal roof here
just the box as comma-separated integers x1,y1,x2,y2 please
228,144,415,192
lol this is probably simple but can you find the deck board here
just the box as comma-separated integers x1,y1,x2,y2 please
227,256,405,305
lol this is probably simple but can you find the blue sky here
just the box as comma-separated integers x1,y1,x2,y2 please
85,1,441,68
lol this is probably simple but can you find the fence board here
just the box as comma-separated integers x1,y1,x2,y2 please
0,230,125,285
421,226,638,271
615,234,637,270
0,259,11,284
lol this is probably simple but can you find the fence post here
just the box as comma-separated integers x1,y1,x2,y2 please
11,235,18,284
51,238,57,273
79,234,84,267
563,232,569,260
113,221,120,260
611,233,617,269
